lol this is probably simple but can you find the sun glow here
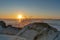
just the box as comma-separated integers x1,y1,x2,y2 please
17,15,23,19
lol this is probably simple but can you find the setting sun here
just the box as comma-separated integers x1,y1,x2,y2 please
17,15,23,19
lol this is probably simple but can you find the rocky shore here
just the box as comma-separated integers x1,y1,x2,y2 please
0,21,60,40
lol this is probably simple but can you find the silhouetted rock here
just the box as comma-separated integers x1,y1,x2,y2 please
0,21,7,28
7,25,12,27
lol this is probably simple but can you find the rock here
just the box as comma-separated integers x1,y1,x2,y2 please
0,22,60,40
18,22,59,40
0,21,7,28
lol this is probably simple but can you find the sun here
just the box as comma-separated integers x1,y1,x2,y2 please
17,15,23,19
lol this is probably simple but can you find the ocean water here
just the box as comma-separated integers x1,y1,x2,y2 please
0,19,60,31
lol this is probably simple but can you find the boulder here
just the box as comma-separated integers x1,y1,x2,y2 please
0,21,6,28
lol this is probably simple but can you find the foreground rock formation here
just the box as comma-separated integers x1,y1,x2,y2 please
0,21,60,40
18,22,60,40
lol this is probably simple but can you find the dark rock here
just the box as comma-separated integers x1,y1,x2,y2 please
0,21,7,28
24,22,57,32
7,25,12,27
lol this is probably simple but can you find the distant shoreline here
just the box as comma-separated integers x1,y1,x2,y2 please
0,18,60,20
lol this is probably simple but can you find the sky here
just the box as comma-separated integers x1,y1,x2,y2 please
0,0,60,19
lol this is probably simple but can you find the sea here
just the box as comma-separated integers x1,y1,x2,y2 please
0,19,60,31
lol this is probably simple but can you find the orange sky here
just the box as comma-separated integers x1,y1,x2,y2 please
0,0,60,19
